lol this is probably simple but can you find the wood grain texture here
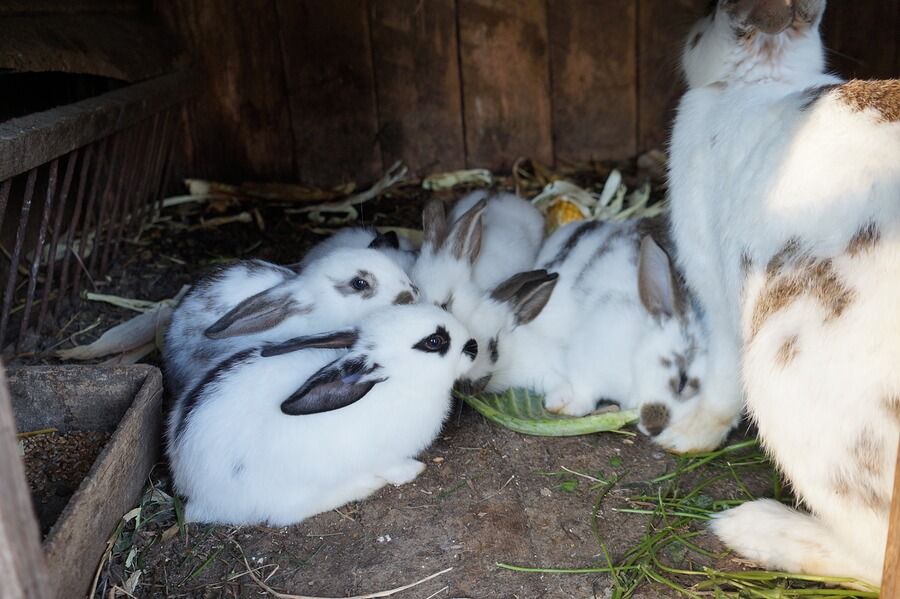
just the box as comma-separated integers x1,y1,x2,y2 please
637,0,707,153
458,0,553,170
154,0,294,183
0,366,52,599
822,0,900,80
368,0,465,176
548,0,637,162
277,0,382,186
883,435,900,596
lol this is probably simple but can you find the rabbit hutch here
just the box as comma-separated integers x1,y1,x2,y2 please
0,1,898,597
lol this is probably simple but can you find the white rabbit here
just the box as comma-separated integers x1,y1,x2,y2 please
166,303,478,526
162,248,418,400
485,216,712,451
449,190,546,291
293,226,418,273
411,199,558,394
669,0,900,586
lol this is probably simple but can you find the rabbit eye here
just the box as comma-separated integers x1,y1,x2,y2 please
351,277,370,291
413,326,451,356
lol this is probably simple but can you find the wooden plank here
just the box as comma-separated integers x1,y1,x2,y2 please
154,0,294,183
458,0,553,170
0,70,198,182
883,435,900,595
822,0,900,80
0,1,141,15
0,14,176,82
548,0,637,162
276,0,382,185
637,0,708,153
0,366,52,599
368,0,465,176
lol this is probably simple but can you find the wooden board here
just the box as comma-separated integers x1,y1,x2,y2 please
0,367,52,599
368,0,466,176
7,365,164,599
637,0,708,153
276,0,382,186
822,0,900,80
458,0,553,170
548,0,637,163
883,435,900,596
154,0,294,183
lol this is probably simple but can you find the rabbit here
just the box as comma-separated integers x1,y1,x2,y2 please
166,303,479,526
162,247,418,400
668,0,900,586
483,216,713,451
293,226,418,273
448,190,546,291
410,198,558,395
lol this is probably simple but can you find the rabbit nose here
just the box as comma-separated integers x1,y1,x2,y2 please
462,338,478,360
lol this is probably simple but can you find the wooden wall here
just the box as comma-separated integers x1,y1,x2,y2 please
154,0,900,187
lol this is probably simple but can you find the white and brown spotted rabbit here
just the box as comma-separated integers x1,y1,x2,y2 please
669,0,900,586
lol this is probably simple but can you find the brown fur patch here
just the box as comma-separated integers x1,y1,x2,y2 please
751,241,855,338
776,335,800,367
851,431,883,476
846,221,881,256
884,394,900,423
640,403,670,436
836,80,900,122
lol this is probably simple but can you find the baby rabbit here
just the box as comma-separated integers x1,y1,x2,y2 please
669,0,900,586
411,199,558,395
162,248,418,398
485,216,712,451
166,303,478,526
448,190,546,290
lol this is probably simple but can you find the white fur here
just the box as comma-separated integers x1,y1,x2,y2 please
487,219,714,451
670,0,900,586
449,191,545,291
167,303,477,526
295,226,418,273
163,248,418,399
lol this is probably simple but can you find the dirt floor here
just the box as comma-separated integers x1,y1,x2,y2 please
8,160,797,598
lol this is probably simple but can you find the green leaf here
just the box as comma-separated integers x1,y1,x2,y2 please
458,388,638,437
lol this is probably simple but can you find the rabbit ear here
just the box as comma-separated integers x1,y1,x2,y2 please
447,197,486,265
422,200,448,250
204,288,312,339
491,269,559,326
638,236,676,319
260,329,358,358
281,357,385,415
368,230,400,250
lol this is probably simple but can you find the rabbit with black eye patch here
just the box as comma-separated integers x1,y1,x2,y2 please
669,0,900,586
411,199,558,395
166,303,478,526
162,247,418,401
484,215,713,452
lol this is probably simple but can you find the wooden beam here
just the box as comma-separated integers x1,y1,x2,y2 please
458,0,553,170
0,70,198,182
0,365,52,599
368,0,466,176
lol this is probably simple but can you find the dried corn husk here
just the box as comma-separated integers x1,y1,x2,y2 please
422,168,493,190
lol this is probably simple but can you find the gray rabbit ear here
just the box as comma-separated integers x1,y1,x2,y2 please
491,269,559,326
260,329,358,358
448,197,486,265
281,357,385,415
422,200,448,250
638,236,676,319
204,288,311,339
369,230,400,250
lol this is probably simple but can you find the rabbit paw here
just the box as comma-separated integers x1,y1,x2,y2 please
379,459,426,486
543,385,596,417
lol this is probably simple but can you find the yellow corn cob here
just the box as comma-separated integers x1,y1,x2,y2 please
545,199,588,232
